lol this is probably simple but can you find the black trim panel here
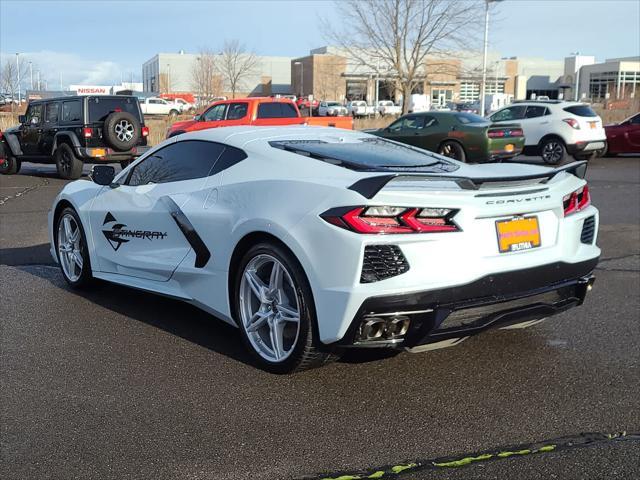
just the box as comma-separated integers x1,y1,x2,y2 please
161,197,211,268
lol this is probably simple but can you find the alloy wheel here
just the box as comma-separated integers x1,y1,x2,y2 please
57,213,84,282
239,254,301,362
114,119,135,142
542,141,563,164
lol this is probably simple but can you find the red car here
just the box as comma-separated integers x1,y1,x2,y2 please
605,112,640,155
296,97,319,110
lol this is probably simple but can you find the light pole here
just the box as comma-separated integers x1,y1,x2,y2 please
15,53,20,103
166,64,171,93
571,51,580,101
294,61,303,97
480,0,503,117
29,61,33,90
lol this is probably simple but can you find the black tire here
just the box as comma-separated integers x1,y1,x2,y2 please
55,144,84,180
540,137,567,165
120,160,132,170
169,109,179,119
54,207,94,288
103,111,140,151
234,242,339,373
0,155,20,175
573,152,596,161
438,140,467,162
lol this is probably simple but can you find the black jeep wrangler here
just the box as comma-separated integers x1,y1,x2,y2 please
0,95,150,179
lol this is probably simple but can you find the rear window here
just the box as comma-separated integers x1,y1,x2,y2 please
455,113,487,124
88,97,141,122
257,102,298,119
270,138,458,173
563,105,597,117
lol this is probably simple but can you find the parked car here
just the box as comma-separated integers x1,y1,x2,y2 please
168,98,196,114
296,97,319,112
138,97,181,118
49,126,599,372
318,101,348,117
489,101,607,164
369,111,524,163
0,95,149,178
377,100,402,116
604,112,640,155
347,100,375,117
166,97,353,138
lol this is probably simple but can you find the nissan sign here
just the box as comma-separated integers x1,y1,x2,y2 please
71,85,111,95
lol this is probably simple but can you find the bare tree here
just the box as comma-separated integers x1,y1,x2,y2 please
191,48,224,106
218,40,259,99
325,0,481,113
1,59,28,111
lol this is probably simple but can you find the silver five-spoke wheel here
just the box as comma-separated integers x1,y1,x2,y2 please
541,140,564,164
239,254,301,362
114,119,134,142
57,213,84,282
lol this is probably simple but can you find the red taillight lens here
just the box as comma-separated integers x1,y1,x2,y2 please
563,185,590,216
142,126,149,137
509,128,524,137
488,128,524,138
322,206,460,234
563,118,580,129
488,130,505,138
82,127,92,138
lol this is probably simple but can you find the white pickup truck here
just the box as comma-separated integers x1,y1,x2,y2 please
167,98,196,114
138,97,181,117
377,100,402,116
347,100,376,117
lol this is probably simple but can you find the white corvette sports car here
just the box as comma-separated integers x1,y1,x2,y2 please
49,126,600,372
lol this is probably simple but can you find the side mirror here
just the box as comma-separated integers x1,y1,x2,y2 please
18,115,26,124
193,114,201,121
91,165,116,186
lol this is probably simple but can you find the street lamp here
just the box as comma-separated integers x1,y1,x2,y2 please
480,0,503,117
29,61,33,90
294,61,303,97
166,63,171,93
15,53,20,104
571,51,580,101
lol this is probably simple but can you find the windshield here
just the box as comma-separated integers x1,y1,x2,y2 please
88,97,141,122
327,102,341,107
455,112,488,124
270,138,458,172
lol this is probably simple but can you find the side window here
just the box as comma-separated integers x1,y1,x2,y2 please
403,115,424,130
388,117,405,132
227,102,248,120
525,106,547,118
61,100,82,123
26,104,43,125
256,102,298,119
45,103,59,124
127,140,226,186
422,116,438,129
203,104,227,121
491,106,526,122
629,114,640,125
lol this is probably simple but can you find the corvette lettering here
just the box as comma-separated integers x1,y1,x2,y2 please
486,194,551,205
102,212,166,251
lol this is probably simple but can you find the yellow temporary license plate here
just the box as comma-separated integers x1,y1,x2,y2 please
504,144,515,153
495,216,541,253
589,121,597,129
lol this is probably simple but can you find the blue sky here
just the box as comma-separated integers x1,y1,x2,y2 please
1,0,638,88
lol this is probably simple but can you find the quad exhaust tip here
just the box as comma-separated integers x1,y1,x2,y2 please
357,315,411,342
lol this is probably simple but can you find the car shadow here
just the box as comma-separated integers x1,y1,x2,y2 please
0,244,55,266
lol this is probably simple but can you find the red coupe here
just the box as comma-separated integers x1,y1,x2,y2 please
605,112,640,155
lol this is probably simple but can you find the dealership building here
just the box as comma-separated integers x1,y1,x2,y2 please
140,48,639,106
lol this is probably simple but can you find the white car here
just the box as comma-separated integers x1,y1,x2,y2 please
489,101,607,164
346,101,375,117
48,126,600,373
169,98,196,114
138,97,181,117
377,100,401,116
318,101,348,117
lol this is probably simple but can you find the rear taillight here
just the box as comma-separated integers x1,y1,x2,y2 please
142,126,149,137
563,185,590,216
82,127,92,138
563,118,580,129
321,206,460,234
488,128,524,138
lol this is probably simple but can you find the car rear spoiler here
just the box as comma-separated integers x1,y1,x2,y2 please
348,161,588,199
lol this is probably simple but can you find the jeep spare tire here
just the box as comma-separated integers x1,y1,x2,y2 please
103,111,140,151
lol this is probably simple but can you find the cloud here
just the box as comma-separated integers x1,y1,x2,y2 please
0,50,137,89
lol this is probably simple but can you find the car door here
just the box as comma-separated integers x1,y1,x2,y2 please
89,139,226,281
191,103,229,132
223,102,249,126
20,103,44,156
624,113,640,150
490,105,528,142
519,105,550,145
382,115,426,147
42,101,60,156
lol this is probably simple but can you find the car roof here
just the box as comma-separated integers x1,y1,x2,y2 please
177,125,366,151
27,95,137,103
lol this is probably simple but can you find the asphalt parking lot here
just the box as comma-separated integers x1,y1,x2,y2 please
1,156,639,480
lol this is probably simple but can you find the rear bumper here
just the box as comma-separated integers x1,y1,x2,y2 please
567,140,607,154
76,145,150,161
336,257,598,348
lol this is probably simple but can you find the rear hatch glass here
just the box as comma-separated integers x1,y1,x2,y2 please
88,97,142,122
563,105,597,117
270,138,458,173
